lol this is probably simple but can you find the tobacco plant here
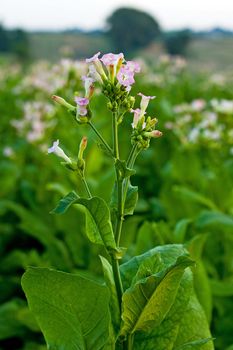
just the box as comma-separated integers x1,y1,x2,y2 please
21,53,214,349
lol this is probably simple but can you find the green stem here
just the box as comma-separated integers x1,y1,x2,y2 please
123,143,140,205
126,334,134,350
112,112,119,159
81,176,92,198
111,256,123,310
88,121,113,156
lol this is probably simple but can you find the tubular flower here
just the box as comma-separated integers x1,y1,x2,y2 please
131,108,142,128
145,130,163,138
138,93,155,117
48,140,71,163
82,76,94,99
86,52,107,80
100,53,124,67
75,97,89,116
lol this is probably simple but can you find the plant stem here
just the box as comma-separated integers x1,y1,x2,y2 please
126,334,134,350
81,176,92,198
111,255,123,310
111,110,124,310
88,121,113,156
112,112,119,159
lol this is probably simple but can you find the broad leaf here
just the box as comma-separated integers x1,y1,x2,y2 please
173,186,218,211
195,211,233,231
120,254,193,336
22,267,111,350
53,194,116,250
51,191,79,214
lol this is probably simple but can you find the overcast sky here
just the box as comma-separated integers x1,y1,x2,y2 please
1,0,233,31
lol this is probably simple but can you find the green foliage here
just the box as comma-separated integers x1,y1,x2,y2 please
163,30,192,56
1,55,233,349
107,7,161,53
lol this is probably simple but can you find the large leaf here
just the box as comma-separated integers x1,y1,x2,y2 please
120,245,213,350
22,267,111,350
53,193,116,250
120,254,193,336
173,186,218,211
195,211,233,231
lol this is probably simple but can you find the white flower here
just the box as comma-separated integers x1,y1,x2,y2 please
48,140,71,163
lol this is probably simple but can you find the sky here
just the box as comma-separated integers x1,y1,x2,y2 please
1,0,233,31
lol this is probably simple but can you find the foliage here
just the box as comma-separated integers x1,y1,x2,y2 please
163,30,192,56
107,8,161,53
0,54,232,349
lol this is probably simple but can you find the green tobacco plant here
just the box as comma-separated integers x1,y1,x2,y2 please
21,53,214,349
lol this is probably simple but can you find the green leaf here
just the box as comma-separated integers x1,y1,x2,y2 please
124,183,138,215
110,182,138,216
22,267,111,350
195,211,233,231
173,218,192,243
100,256,120,332
53,194,116,250
210,279,233,297
187,235,212,322
51,191,79,214
120,254,193,336
174,337,214,350
173,186,218,211
115,159,136,179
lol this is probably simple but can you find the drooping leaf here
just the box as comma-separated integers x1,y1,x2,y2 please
51,191,79,214
174,337,214,349
173,218,192,243
195,211,233,231
120,254,193,336
53,194,116,250
22,267,111,350
173,186,218,211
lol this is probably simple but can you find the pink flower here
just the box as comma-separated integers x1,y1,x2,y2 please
100,53,124,67
86,52,101,63
150,130,163,138
48,140,71,163
82,75,94,98
75,97,89,116
125,61,141,73
138,93,155,116
131,108,142,128
117,66,135,87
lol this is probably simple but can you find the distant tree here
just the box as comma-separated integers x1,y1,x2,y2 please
163,30,192,56
0,24,9,52
107,7,161,53
9,29,30,60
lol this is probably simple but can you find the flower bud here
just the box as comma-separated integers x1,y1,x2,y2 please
52,95,76,111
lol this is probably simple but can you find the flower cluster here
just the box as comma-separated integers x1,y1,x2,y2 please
165,98,233,149
11,102,55,144
131,93,162,149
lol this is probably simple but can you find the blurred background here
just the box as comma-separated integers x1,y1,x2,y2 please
0,1,233,350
